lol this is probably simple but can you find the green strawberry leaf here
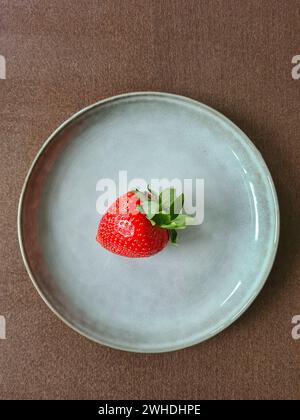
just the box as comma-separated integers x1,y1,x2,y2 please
160,222,177,229
170,229,178,245
152,212,171,225
160,214,196,229
159,188,176,210
171,193,184,218
141,199,160,219
134,187,197,247
171,214,186,228
135,191,160,219
159,188,184,219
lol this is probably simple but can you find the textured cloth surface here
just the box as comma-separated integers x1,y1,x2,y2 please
0,0,299,400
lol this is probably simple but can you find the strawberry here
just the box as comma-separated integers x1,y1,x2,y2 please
96,187,195,258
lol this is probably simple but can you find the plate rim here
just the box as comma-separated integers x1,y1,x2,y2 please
17,91,280,353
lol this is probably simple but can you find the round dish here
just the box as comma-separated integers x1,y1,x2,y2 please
18,92,279,352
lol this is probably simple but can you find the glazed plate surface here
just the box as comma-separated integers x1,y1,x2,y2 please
18,92,279,352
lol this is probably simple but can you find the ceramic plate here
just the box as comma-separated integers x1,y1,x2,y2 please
18,92,279,352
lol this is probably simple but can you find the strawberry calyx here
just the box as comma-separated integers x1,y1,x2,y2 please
134,186,196,244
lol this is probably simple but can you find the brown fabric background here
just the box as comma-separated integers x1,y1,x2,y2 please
0,0,299,400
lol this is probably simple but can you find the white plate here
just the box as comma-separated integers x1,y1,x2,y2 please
18,92,279,352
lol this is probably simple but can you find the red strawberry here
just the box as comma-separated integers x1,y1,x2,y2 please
96,192,168,257
96,188,195,258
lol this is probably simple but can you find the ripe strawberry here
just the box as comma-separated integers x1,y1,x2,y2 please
96,187,194,258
